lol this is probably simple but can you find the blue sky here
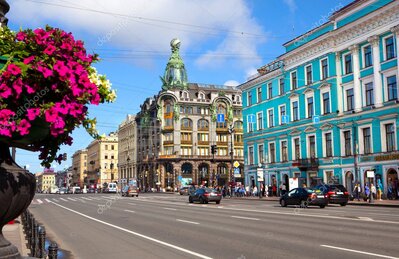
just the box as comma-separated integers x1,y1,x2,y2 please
7,0,352,173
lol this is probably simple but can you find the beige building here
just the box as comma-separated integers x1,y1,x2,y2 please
87,133,118,188
37,172,55,193
117,115,137,184
71,149,87,188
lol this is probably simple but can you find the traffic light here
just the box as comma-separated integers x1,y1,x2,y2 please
211,145,218,154
62,153,67,161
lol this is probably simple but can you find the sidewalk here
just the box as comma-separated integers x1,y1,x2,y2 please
228,196,399,207
3,217,29,257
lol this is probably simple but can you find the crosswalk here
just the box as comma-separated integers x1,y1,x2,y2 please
30,195,128,205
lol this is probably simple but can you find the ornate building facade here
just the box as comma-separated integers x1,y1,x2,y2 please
117,115,138,183
71,149,87,188
136,39,244,191
240,0,399,196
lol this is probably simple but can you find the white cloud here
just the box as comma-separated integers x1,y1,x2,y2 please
283,0,297,13
224,80,239,87
245,67,259,80
8,0,266,71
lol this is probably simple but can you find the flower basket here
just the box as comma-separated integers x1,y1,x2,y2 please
0,26,116,167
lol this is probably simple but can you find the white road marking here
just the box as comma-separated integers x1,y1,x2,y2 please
321,245,399,259
128,203,136,206
201,205,208,207
163,208,177,211
124,210,135,213
67,198,77,201
358,217,374,221
37,199,43,204
45,199,52,203
176,219,200,225
52,198,59,202
231,216,260,221
49,203,212,259
82,197,93,201
217,206,224,208
60,198,68,202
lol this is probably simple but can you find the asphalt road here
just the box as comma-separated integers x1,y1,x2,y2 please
28,193,399,259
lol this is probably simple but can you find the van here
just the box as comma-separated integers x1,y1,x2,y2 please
107,183,117,193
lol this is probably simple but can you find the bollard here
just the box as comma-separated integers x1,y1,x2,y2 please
38,226,46,258
30,221,37,256
34,223,40,257
48,243,58,259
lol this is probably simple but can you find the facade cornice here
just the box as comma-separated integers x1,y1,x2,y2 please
239,69,282,91
282,2,399,69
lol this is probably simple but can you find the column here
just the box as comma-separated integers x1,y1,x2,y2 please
335,52,343,115
391,25,399,85
368,35,383,107
349,44,362,112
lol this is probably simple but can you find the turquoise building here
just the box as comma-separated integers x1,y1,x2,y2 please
239,0,399,197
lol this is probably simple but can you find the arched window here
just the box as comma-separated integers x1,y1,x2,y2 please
182,163,193,174
234,121,243,130
197,119,209,131
181,118,193,129
164,100,172,114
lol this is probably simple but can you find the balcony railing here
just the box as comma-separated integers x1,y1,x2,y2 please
292,158,319,171
163,140,174,145
181,126,193,131
198,141,209,145
216,141,228,146
181,140,193,145
216,127,228,132
163,126,174,131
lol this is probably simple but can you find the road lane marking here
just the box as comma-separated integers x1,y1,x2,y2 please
45,199,52,203
50,203,212,259
82,197,93,201
37,199,43,204
52,198,59,202
358,217,374,221
128,203,136,206
231,216,260,221
176,219,200,225
67,198,77,201
60,198,68,202
163,208,177,211
321,245,399,259
124,210,135,213
217,206,224,208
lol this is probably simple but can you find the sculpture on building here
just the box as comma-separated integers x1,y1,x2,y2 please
227,105,233,122
210,103,217,122
0,0,9,26
156,104,162,122
161,38,188,91
173,102,180,121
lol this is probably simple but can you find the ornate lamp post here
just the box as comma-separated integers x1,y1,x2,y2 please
0,0,10,26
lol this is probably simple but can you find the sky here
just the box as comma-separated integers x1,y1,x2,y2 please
7,0,353,173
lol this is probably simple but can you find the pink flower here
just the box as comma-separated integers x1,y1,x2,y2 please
44,45,56,55
91,93,100,105
16,31,27,41
60,41,73,51
24,84,36,94
17,119,31,136
37,65,53,78
54,102,69,115
13,78,23,98
27,108,41,121
7,64,21,76
23,56,35,64
53,61,69,77
0,83,12,98
45,108,58,123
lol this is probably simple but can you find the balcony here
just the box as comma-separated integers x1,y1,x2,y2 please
216,127,228,133
181,126,193,131
198,140,209,145
216,141,228,146
181,140,193,145
292,158,319,171
234,141,244,146
235,128,243,133
197,127,209,132
163,140,174,145
159,155,177,159
162,126,174,132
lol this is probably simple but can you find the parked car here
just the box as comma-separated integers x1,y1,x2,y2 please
88,188,97,193
59,187,67,195
122,186,139,197
179,186,196,195
189,188,222,204
73,187,82,194
279,188,328,208
104,183,117,193
315,184,349,206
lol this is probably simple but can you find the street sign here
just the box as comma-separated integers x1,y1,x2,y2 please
248,114,255,123
234,168,240,177
281,115,289,124
233,161,240,168
178,175,183,181
312,115,320,124
217,113,225,123
257,167,263,181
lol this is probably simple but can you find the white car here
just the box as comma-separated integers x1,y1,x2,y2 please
107,183,117,193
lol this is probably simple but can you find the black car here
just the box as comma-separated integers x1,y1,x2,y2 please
280,188,328,208
189,188,222,204
315,184,349,206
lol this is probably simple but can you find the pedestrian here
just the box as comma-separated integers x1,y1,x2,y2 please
371,183,377,199
280,182,287,196
377,179,383,200
253,186,258,196
245,185,250,197
354,184,361,201
264,185,268,197
272,184,277,197
364,184,370,202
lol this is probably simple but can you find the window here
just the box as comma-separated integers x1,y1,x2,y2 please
307,96,314,118
111,145,114,150
197,119,209,131
279,78,285,95
321,58,328,80
294,138,300,160
363,45,372,68
257,112,263,130
386,123,395,152
291,71,297,90
292,101,299,121
248,117,254,132
281,141,288,162
258,144,264,164
363,127,371,154
268,109,274,127
257,87,262,103
322,92,330,114
325,132,332,157
387,75,397,101
104,155,108,159
248,91,252,106
365,82,374,106
344,54,352,74
249,146,254,165
344,130,352,156
280,105,286,125
197,133,208,142
385,36,395,60
269,143,276,163
309,136,316,158
268,83,273,99
346,88,354,111
105,145,108,150
305,65,312,85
